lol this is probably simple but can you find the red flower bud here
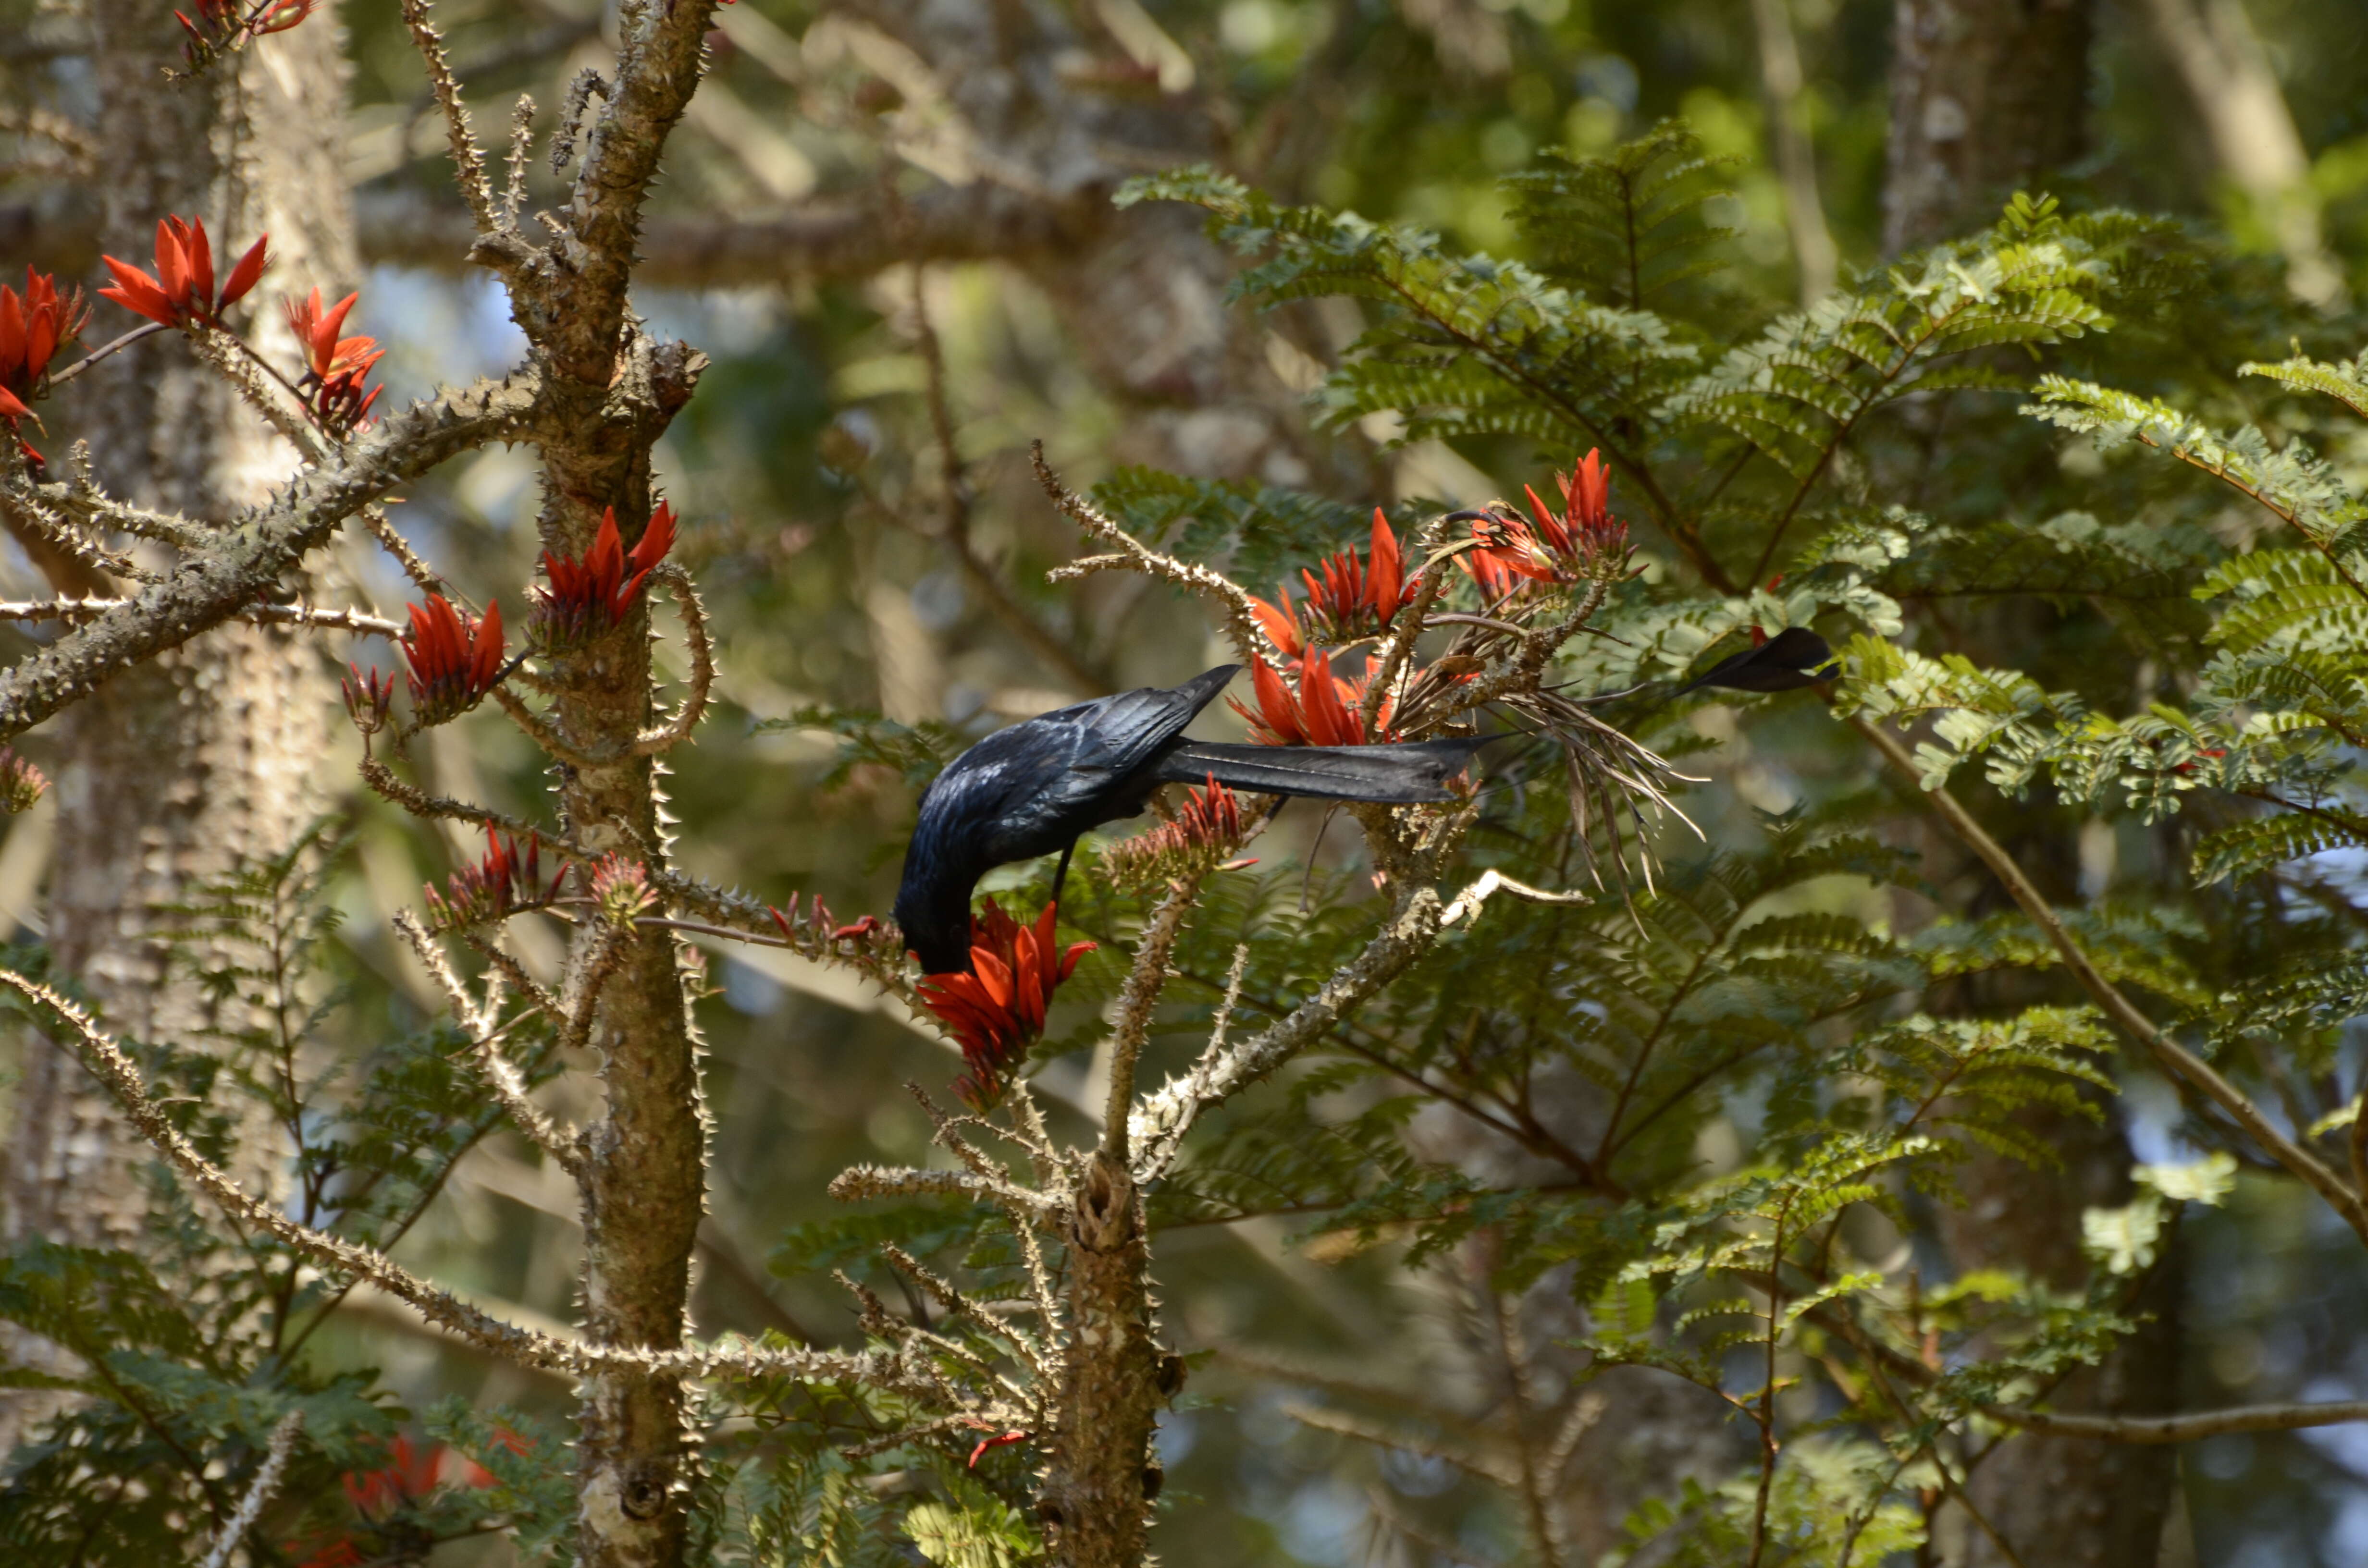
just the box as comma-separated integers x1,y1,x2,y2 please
400,594,505,726
532,503,678,652
421,829,564,932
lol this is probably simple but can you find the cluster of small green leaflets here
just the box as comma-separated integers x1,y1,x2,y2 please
881,121,2353,1562
0,829,566,1564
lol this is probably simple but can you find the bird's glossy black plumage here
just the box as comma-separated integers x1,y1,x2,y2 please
1677,626,1836,695
892,665,1489,974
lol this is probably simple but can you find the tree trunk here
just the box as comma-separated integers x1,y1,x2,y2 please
2129,0,2345,306
1884,0,2094,251
1934,1099,2182,1566
0,7,353,1447
1885,11,2181,1560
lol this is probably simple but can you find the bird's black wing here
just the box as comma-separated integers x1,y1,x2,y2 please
1677,627,1835,694
929,665,1241,865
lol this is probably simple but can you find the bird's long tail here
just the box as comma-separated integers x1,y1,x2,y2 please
1157,737,1495,804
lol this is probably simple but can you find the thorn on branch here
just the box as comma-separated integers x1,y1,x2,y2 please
504,94,538,232
196,1408,306,1568
401,0,502,233
395,909,582,1178
551,68,610,176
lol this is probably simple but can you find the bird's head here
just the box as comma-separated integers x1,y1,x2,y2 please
892,862,981,976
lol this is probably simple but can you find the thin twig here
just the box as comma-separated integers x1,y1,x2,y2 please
0,597,403,638
1848,711,2368,1243
633,565,715,754
401,0,502,233
1987,1399,2368,1443
395,910,582,1176
197,1408,305,1568
360,504,451,598
1102,874,1204,1163
1031,440,1273,668
44,321,171,390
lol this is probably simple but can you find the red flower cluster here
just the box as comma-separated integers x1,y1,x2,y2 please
422,830,563,932
1250,509,1412,659
287,287,384,434
533,503,679,651
1231,648,1395,747
1100,777,1253,888
0,269,87,429
915,899,1096,1110
1459,450,1630,598
99,216,268,330
401,593,506,726
290,1431,521,1568
176,0,317,71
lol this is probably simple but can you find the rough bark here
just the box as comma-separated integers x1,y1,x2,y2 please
1883,12,2183,1559
1935,1101,2182,1567
1884,0,2094,252
0,1,357,1449
483,0,723,1556
1040,1153,1163,1568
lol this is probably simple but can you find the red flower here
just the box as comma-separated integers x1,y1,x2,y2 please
532,503,678,651
422,829,564,932
293,1432,509,1567
400,593,505,725
1100,777,1254,888
1249,509,1412,659
286,287,384,434
98,216,267,329
1459,450,1630,596
342,1435,443,1521
1230,649,1394,747
342,663,394,737
960,1418,1030,1467
915,899,1096,1109
0,269,89,418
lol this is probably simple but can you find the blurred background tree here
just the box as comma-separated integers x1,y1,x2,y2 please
1,0,2365,1562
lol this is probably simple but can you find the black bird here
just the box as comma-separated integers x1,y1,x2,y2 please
1676,626,1836,695
892,665,1491,974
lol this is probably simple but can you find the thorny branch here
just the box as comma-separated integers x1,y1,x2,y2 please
1101,875,1203,1163
1032,441,1276,669
0,964,919,1385
394,909,583,1178
0,373,539,740
196,1408,305,1568
0,597,405,638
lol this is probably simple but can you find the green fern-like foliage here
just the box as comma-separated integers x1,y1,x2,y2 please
0,832,567,1566
1082,125,2361,1558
